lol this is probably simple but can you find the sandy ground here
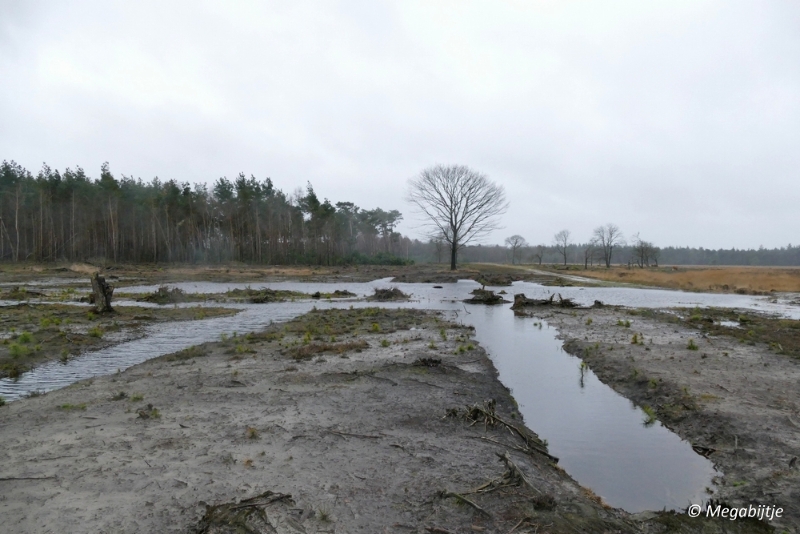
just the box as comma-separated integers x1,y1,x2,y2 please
518,305,800,533
0,308,641,534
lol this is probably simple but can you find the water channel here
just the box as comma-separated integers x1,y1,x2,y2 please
2,279,798,513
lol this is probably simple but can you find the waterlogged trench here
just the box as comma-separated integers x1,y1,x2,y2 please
4,279,796,513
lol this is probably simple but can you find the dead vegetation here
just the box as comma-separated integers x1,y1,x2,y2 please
137,285,187,304
367,287,409,301
310,289,356,298
193,491,295,534
413,357,442,367
464,289,508,305
511,292,579,309
558,265,800,293
223,287,298,303
288,340,369,360
446,399,557,462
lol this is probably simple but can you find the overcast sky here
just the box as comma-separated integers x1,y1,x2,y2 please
2,1,798,249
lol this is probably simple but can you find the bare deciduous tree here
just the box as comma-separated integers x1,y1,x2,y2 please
553,229,571,265
583,239,598,268
505,234,528,264
407,164,508,270
631,233,660,268
531,244,545,265
592,223,624,268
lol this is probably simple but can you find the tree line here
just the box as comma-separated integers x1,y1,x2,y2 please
0,160,411,265
408,233,800,267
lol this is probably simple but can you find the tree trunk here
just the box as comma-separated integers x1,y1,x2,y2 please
91,273,114,313
450,242,458,270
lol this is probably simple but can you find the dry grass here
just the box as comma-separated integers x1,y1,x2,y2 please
570,266,800,293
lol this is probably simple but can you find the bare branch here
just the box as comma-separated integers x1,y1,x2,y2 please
407,165,508,270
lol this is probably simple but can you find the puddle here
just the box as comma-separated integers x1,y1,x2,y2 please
6,278,795,513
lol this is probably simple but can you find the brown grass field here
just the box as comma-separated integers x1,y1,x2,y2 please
3,261,800,294
557,265,800,293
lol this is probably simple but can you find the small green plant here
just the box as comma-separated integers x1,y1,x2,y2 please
428,341,437,349
0,396,5,406
380,339,390,347
88,326,103,338
9,343,29,358
17,331,33,344
317,505,332,522
648,378,658,389
466,343,475,350
130,393,144,402
40,317,52,328
111,391,128,401
687,338,698,350
631,333,639,344
58,403,87,411
220,333,229,342
440,328,447,341
371,322,380,332
585,317,593,325
246,426,259,440
642,404,657,426
86,311,96,320
303,331,312,344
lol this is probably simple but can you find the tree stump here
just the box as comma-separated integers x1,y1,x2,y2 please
90,273,114,313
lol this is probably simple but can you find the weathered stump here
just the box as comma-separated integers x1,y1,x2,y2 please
90,273,114,313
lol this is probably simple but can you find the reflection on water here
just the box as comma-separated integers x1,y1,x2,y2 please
4,279,795,512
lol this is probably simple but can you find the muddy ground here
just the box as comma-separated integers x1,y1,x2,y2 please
1,308,649,534
516,304,800,533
